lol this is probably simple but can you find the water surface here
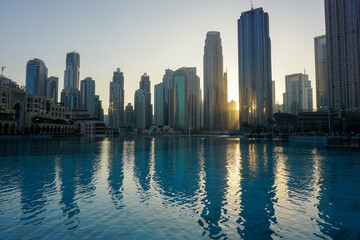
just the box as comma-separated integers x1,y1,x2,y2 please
0,137,359,239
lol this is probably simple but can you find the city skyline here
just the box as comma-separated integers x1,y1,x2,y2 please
0,0,325,113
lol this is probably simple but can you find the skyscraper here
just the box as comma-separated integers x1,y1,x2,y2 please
168,67,201,131
272,81,276,114
61,88,80,111
283,73,313,114
94,95,104,121
64,52,80,90
80,77,96,117
154,83,164,126
325,0,360,111
162,69,174,126
46,76,58,103
26,58,48,96
173,72,187,131
125,103,134,128
238,8,272,125
61,52,80,111
314,35,329,110
134,89,146,130
203,31,227,130
109,68,125,128
139,73,152,129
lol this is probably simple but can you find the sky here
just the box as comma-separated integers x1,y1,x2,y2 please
0,0,325,113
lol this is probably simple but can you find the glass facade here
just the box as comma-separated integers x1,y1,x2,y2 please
26,58,48,96
314,35,328,110
238,8,272,125
61,88,80,111
46,76,58,103
154,83,164,126
173,74,187,130
80,77,96,117
134,89,146,129
64,52,80,90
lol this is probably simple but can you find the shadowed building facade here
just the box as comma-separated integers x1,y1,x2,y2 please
325,0,360,111
203,31,227,130
238,8,272,125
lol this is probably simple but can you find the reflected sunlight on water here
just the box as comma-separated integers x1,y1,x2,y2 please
0,137,359,239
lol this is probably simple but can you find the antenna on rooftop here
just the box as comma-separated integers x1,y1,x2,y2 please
1,66,5,75
250,0,254,9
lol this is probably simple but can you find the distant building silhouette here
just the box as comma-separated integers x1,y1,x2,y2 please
26,58,47,96
238,8,272,125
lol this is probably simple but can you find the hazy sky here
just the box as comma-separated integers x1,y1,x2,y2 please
0,0,325,113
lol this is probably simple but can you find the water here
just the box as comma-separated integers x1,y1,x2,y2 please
0,137,359,239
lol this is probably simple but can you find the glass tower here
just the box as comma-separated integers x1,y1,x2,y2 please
238,8,272,125
80,77,96,117
154,83,164,126
64,52,80,90
314,35,329,110
26,58,48,96
109,68,125,128
173,73,187,131
203,31,227,130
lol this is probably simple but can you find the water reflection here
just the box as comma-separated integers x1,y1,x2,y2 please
153,137,201,205
0,138,359,239
58,142,100,230
198,138,229,239
237,142,276,239
107,140,125,209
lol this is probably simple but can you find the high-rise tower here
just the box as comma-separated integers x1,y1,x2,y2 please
203,31,227,130
64,52,80,90
26,58,48,96
238,8,272,125
325,0,360,111
109,68,125,128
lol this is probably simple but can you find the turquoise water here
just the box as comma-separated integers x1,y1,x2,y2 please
0,137,359,239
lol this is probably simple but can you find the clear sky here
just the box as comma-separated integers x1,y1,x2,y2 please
0,0,325,113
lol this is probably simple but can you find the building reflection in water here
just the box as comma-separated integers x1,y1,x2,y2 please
58,140,101,230
198,137,229,239
152,137,202,206
18,143,58,226
133,137,152,200
316,149,360,239
237,142,276,239
107,139,125,209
